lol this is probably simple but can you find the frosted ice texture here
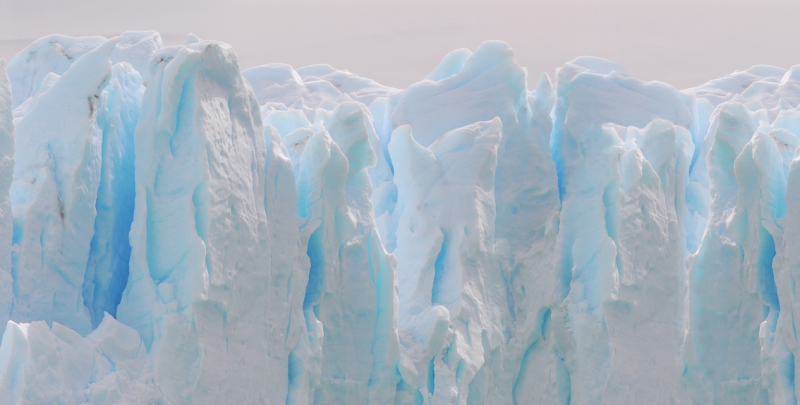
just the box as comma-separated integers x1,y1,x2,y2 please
1,32,800,405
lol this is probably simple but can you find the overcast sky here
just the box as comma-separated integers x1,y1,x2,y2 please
1,0,799,90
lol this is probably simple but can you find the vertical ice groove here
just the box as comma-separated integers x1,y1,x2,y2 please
431,230,448,307
289,128,336,405
82,63,143,327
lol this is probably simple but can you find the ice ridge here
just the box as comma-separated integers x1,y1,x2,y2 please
1,32,800,404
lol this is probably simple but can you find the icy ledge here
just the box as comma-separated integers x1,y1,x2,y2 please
1,32,800,404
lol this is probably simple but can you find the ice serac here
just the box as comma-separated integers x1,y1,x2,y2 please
264,124,316,405
243,63,337,109
241,59,402,404
296,64,394,107
287,127,343,405
242,63,393,111
678,62,800,405
769,139,800,405
386,42,563,404
0,314,155,404
685,65,800,251
496,68,561,405
688,65,800,111
109,31,163,83
241,62,397,229
389,119,506,405
7,34,106,108
8,32,163,105
0,60,14,338
683,102,778,404
499,72,565,405
114,40,298,403
287,100,399,404
10,38,123,336
550,57,693,404
603,120,694,404
387,41,520,149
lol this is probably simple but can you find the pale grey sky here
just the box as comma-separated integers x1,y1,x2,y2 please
1,0,799,90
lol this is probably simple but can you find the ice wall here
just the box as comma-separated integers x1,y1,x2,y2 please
0,60,14,340
3,32,800,405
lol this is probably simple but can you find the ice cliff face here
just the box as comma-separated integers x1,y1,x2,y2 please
1,32,800,405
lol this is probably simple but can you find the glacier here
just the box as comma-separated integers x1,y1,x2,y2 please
1,32,800,405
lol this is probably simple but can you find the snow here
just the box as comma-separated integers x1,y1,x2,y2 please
2,32,800,404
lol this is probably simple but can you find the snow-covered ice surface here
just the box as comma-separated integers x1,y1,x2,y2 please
1,32,800,405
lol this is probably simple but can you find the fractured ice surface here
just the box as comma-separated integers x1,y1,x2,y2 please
2,31,800,404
